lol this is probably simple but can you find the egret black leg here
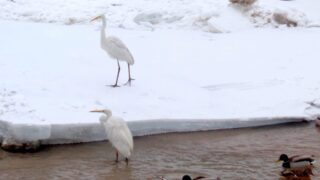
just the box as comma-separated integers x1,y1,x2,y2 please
125,158,129,165
115,151,119,162
124,63,134,86
110,60,120,87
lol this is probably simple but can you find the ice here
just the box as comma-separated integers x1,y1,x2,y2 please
1,20,320,144
34,117,310,145
9,123,51,141
0,0,319,31
134,13,164,25
0,0,320,145
47,123,105,144
0,120,10,142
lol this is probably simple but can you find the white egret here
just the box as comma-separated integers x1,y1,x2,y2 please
91,15,135,87
90,109,134,164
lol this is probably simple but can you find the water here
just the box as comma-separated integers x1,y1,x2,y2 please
0,122,319,180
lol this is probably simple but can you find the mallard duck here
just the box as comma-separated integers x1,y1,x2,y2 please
182,175,206,180
277,154,315,169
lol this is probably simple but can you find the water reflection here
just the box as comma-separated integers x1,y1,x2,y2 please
0,122,318,179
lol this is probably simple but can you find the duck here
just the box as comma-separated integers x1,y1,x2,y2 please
182,175,206,180
277,154,315,169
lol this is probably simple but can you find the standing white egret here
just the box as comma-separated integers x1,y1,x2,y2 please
91,15,135,87
90,109,134,164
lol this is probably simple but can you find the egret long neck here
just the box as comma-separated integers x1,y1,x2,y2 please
104,109,112,118
100,109,112,124
100,16,107,43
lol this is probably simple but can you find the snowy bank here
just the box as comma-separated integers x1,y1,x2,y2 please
1,19,320,146
1,0,320,32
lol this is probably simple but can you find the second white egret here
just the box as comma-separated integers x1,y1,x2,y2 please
90,109,134,164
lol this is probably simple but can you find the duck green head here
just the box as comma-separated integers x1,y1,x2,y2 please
278,154,289,162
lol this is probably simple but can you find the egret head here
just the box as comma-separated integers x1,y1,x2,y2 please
90,14,106,22
90,109,112,117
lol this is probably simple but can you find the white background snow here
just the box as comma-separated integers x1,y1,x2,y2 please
0,0,320,144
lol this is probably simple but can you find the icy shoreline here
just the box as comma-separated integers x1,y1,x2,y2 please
1,0,320,148
0,116,311,146
1,20,320,147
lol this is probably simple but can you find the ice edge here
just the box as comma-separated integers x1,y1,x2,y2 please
0,116,311,145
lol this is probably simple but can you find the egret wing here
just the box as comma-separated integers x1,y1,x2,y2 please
105,36,134,64
120,122,134,151
107,124,131,157
105,119,133,158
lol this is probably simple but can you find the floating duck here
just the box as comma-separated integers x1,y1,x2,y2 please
277,154,315,169
182,175,206,180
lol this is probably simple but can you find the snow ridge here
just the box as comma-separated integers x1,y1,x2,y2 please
0,0,319,32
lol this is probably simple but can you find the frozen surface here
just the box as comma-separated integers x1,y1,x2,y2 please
0,0,320,32
43,117,307,144
0,0,320,144
0,20,320,143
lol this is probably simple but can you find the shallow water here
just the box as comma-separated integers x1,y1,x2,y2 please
0,122,319,180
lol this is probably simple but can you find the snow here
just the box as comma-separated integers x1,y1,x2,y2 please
0,0,320,144
1,0,320,31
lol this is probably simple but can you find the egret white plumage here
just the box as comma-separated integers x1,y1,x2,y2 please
91,15,135,87
90,109,134,164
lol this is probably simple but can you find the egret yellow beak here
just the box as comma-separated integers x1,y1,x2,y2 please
275,160,282,163
90,16,101,22
90,109,104,113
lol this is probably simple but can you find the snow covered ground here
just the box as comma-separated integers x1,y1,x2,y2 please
1,0,320,32
1,0,320,144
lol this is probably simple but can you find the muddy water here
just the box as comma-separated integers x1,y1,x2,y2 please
0,122,319,180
